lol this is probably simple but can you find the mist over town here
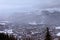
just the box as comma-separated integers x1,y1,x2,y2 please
0,0,60,40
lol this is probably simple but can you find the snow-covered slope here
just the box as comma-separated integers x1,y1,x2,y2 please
41,10,60,25
8,9,60,25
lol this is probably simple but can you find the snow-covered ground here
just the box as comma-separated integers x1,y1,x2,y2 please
55,26,60,36
0,21,9,23
4,29,13,34
0,21,10,25
0,29,13,34
0,31,6,33
55,27,60,29
31,31,39,34
0,23,6,25
28,22,37,25
56,32,60,36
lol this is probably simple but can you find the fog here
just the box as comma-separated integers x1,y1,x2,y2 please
0,0,60,13
0,0,60,22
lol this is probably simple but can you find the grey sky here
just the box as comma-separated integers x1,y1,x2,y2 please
0,0,60,15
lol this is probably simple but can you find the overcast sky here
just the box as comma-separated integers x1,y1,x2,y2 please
0,0,60,16
0,0,60,11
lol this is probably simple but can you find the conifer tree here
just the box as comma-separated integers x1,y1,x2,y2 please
0,33,17,40
45,27,52,40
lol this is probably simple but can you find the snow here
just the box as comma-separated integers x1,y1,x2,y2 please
0,21,9,25
0,23,6,25
0,29,13,34
55,27,60,29
0,21,9,23
0,31,6,33
31,31,39,34
28,22,37,25
31,32,34,34
56,32,60,36
4,29,13,34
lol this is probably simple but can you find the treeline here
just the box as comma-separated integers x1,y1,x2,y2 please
0,27,59,40
0,33,17,40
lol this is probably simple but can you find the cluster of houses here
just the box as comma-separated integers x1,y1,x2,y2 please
0,21,60,40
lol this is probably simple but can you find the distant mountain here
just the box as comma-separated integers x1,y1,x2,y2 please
41,10,60,25
8,12,41,24
9,10,60,25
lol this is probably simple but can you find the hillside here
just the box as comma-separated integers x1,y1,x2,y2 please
8,10,60,25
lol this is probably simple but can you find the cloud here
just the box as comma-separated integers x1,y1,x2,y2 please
39,0,60,9
0,0,60,12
